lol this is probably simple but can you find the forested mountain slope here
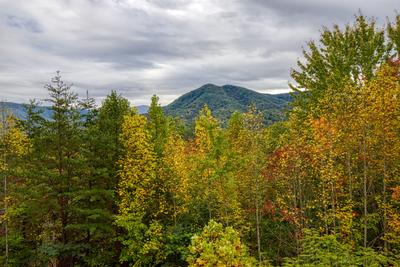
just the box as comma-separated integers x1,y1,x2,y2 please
164,84,290,124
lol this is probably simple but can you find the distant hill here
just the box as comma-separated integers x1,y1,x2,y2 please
0,102,53,120
1,102,149,120
136,105,149,114
164,84,291,124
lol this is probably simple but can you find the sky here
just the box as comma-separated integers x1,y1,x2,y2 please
0,0,398,105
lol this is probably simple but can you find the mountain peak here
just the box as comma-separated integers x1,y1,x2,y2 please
200,83,219,88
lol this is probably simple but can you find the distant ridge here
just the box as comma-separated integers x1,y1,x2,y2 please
1,102,149,120
0,102,53,120
164,84,291,124
2,84,291,124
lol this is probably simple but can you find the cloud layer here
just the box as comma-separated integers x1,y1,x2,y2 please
0,0,398,105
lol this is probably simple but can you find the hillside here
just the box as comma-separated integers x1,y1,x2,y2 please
164,84,290,124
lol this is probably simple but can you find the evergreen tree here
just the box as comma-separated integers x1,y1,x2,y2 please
77,90,131,265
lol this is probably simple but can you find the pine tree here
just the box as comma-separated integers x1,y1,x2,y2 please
76,90,130,265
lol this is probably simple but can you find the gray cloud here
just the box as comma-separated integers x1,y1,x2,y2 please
6,15,42,33
0,0,398,105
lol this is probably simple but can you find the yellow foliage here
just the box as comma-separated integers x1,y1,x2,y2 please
0,114,29,171
118,113,157,215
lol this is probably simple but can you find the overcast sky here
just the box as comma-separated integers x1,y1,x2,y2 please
0,0,398,105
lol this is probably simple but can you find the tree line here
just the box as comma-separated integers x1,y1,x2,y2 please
0,14,399,266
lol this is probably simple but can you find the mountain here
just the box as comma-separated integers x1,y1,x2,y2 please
164,84,291,124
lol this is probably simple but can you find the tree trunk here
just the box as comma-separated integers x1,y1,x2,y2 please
255,197,261,262
382,132,388,251
362,138,368,248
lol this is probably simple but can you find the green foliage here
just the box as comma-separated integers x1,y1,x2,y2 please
148,94,170,157
2,74,128,266
97,90,131,160
283,229,389,267
290,14,392,117
115,213,166,266
187,220,257,267
388,15,400,56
